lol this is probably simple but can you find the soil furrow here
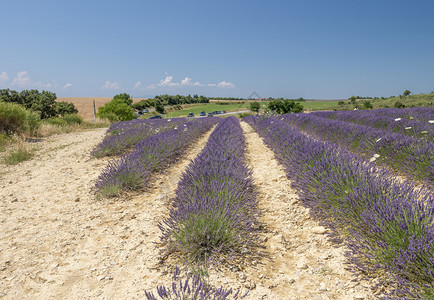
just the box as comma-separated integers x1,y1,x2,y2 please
0,126,215,299
237,121,374,299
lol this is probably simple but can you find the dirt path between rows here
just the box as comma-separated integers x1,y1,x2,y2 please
0,127,214,299
233,122,375,300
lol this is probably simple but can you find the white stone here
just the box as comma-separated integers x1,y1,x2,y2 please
311,226,327,234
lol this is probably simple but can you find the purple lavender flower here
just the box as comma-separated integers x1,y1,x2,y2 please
94,118,220,197
159,117,260,266
92,118,188,157
243,115,434,298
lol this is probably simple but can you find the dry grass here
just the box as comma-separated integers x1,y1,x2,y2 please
1,137,34,165
37,118,110,137
56,97,147,121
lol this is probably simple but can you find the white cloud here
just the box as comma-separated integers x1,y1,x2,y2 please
101,81,120,90
158,76,179,87
133,81,142,89
10,71,56,89
12,71,32,88
181,77,203,86
181,77,192,85
0,72,8,83
63,83,73,88
147,75,235,89
217,81,235,88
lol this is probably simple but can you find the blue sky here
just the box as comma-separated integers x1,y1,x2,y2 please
1,0,433,99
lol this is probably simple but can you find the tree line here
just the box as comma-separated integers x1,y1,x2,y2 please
0,89,77,119
249,99,304,114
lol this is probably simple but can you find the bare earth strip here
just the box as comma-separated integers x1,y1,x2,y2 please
0,126,214,299
237,122,374,300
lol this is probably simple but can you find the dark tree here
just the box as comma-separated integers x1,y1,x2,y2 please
154,99,165,114
249,102,261,113
54,101,78,116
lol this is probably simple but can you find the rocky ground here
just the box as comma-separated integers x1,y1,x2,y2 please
0,124,376,299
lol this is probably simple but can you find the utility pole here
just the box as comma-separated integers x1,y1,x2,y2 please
93,99,96,120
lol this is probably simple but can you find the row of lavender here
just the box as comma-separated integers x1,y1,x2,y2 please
311,108,433,141
92,118,188,157
281,113,433,186
145,268,245,300
94,118,220,197
146,117,256,299
362,107,433,122
243,115,434,298
159,117,259,264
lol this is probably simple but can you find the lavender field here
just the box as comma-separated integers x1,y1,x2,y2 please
88,108,433,299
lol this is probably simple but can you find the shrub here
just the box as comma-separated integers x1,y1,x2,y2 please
363,100,373,109
97,95,135,122
173,104,182,110
0,101,40,136
394,101,405,108
238,112,252,118
44,117,67,127
62,113,83,125
0,102,28,134
27,111,41,136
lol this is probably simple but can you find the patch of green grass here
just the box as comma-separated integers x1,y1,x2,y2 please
0,134,9,152
3,144,34,165
97,184,121,198
302,100,342,111
320,93,434,111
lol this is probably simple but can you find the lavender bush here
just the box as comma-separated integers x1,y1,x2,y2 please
159,117,259,266
365,107,433,123
145,267,246,300
311,109,433,141
243,115,434,298
94,118,220,197
92,118,188,157
281,113,433,186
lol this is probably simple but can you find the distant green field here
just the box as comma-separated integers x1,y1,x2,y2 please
302,101,341,111
162,102,250,118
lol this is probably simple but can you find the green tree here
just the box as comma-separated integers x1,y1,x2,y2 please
0,89,58,119
403,90,411,97
113,93,133,106
249,102,261,113
132,99,153,110
267,100,283,114
267,99,303,114
97,95,135,122
54,101,78,116
154,99,165,114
